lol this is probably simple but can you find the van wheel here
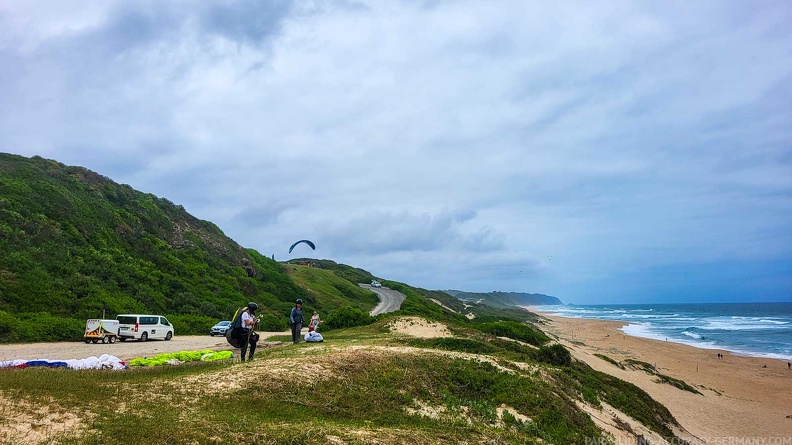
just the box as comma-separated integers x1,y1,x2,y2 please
140,332,148,342
108,336,116,344
101,337,107,344
165,332,172,341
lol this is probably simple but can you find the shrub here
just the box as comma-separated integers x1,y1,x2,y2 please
323,306,373,330
0,310,22,342
473,321,549,346
408,337,501,354
533,343,572,367
40,315,84,341
169,314,216,335
594,353,625,369
258,313,287,332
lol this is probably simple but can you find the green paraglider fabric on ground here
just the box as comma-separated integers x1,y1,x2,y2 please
128,350,233,367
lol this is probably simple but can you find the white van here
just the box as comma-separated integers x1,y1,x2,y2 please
116,314,174,342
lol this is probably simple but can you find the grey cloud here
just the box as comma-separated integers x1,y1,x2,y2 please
321,209,503,255
347,249,546,293
1,1,791,302
232,201,295,227
201,0,293,45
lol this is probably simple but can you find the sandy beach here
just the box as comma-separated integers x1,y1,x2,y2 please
532,310,792,442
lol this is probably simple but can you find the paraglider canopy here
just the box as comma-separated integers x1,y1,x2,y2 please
289,239,315,253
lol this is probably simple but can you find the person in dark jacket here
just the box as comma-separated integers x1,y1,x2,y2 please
290,299,304,344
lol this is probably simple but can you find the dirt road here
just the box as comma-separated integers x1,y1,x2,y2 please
0,332,289,363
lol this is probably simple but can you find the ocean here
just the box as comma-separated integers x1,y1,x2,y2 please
530,302,792,362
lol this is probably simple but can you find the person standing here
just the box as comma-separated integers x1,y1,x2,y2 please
290,299,304,344
240,302,258,361
310,311,321,331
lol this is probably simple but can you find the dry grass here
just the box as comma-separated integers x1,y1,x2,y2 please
0,394,91,445
388,317,452,339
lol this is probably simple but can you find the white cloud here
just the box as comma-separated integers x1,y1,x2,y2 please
1,0,790,302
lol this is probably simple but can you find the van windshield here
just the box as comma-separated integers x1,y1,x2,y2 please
117,316,137,324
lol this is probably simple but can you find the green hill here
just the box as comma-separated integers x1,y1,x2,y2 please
0,153,562,343
1,154,513,342
446,290,563,308
0,153,313,340
285,261,380,313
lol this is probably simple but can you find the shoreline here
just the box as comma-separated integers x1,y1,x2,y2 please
526,305,792,363
530,309,792,441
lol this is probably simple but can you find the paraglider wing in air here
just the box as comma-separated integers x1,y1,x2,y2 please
288,239,316,253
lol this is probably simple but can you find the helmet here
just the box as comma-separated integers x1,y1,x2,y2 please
296,299,303,305
247,302,258,311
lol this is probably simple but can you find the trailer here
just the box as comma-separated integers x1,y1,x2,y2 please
84,319,119,344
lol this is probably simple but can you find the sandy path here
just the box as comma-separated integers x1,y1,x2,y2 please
0,332,289,363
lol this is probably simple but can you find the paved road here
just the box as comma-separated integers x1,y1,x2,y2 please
360,284,406,315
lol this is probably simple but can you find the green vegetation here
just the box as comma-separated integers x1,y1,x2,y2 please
382,280,468,323
446,290,562,307
380,280,542,328
0,154,308,341
654,374,703,395
594,353,626,369
285,262,379,313
324,306,376,329
533,343,573,367
559,361,680,438
472,321,549,346
408,337,505,355
624,359,657,373
0,316,687,444
290,258,376,285
394,321,682,442
624,359,703,395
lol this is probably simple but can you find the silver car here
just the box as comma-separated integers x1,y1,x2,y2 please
210,321,231,336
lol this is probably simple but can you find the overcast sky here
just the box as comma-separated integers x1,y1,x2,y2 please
1,1,790,304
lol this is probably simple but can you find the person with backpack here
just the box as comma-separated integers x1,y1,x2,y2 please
239,302,259,361
290,299,304,344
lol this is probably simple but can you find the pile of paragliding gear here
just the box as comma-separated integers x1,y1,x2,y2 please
304,329,323,342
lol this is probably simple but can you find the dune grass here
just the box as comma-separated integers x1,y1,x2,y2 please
624,359,702,395
594,353,626,369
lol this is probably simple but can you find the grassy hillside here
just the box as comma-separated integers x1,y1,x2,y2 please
0,315,685,444
0,154,304,341
0,154,557,344
285,262,380,313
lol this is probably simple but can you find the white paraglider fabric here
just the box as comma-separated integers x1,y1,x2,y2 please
0,354,126,370
304,331,323,342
